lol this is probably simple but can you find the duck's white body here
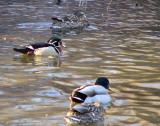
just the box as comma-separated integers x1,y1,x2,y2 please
74,85,112,105
34,46,59,56
85,94,111,105
79,85,107,95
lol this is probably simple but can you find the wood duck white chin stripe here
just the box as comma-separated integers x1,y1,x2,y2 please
13,36,64,57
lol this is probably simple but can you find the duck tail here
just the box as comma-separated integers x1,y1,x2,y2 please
13,47,30,54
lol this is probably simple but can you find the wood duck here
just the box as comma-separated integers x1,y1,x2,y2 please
13,35,65,57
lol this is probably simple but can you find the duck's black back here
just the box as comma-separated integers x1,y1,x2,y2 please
30,42,52,49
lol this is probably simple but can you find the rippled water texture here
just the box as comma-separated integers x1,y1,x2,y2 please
0,0,160,126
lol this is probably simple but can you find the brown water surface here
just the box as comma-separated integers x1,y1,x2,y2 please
0,0,160,126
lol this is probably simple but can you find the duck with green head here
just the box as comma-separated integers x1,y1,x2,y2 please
65,77,112,124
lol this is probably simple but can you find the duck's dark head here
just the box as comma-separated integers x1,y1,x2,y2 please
47,34,61,44
47,35,65,54
95,77,110,90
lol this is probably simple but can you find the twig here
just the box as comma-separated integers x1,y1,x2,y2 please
106,0,113,19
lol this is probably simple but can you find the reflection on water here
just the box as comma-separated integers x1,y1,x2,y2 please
0,0,160,126
17,22,52,30
13,55,61,67
66,122,104,126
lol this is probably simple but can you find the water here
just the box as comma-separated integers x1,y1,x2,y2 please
0,0,160,126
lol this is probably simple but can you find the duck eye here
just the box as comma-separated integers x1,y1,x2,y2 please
59,41,62,45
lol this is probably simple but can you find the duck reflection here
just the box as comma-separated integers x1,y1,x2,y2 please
65,104,105,126
66,120,104,126
13,55,61,67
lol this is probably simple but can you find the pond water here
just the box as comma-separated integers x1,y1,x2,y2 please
0,0,160,126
